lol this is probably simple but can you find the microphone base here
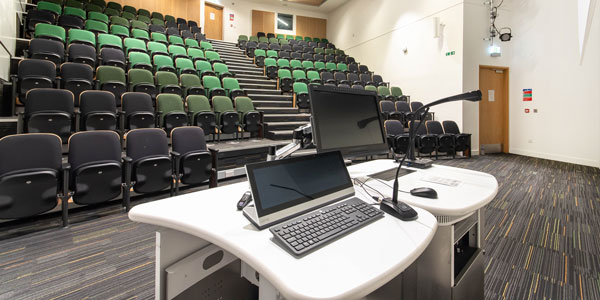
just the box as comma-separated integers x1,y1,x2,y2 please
402,158,433,169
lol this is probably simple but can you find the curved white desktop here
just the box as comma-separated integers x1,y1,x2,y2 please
129,181,438,300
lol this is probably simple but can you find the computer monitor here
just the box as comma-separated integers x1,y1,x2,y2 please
308,85,389,158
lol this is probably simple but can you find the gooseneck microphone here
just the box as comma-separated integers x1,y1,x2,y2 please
388,90,482,205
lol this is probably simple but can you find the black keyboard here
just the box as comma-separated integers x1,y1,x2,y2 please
270,197,384,256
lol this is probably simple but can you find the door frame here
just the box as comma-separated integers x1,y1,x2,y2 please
479,65,510,153
204,1,224,40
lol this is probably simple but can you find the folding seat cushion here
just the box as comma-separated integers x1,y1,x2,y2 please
99,48,126,69
128,52,152,71
237,35,248,49
180,74,204,97
169,35,185,46
346,73,362,87
293,82,310,109
26,10,56,37
153,55,176,73
306,71,321,85
379,100,403,121
170,126,214,187
168,45,188,60
175,58,196,75
37,1,62,17
63,6,86,21
0,133,65,224
123,5,136,15
84,19,108,34
67,29,96,47
34,23,66,43
264,58,277,79
78,90,117,130
24,88,75,141
124,38,147,54
202,76,226,99
377,86,395,101
187,95,216,135
234,96,261,135
85,3,103,13
15,59,56,102
245,41,258,57
365,85,377,94
442,120,471,155
121,92,155,129
153,71,181,96
212,96,239,137
110,25,129,38
96,65,126,101
277,69,293,93
148,41,168,57
195,60,216,78
187,48,205,62
121,12,136,21
213,63,233,80
185,38,200,49
60,62,94,106
425,120,455,155
394,101,414,126
151,32,168,45
27,38,64,65
222,78,244,99
88,11,109,24
384,119,409,155
410,120,437,156
125,69,155,100
156,94,188,133
67,43,96,67
352,84,364,90
131,29,150,42
254,49,266,67
204,51,223,64
124,128,173,194
97,33,122,51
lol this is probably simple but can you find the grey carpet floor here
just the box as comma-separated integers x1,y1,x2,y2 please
0,154,598,300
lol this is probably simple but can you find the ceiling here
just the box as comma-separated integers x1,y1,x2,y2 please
248,0,348,13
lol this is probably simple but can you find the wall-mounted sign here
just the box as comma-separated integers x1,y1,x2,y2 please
209,12,215,20
488,90,495,102
230,14,234,21
523,89,532,101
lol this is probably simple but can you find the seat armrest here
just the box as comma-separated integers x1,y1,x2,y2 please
208,148,219,188
170,151,181,178
61,162,71,227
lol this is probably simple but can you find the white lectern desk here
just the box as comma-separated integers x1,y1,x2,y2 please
348,160,499,299
129,180,438,300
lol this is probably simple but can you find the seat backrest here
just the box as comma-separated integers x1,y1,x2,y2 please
410,101,423,112
205,51,220,61
202,76,221,89
99,47,125,65
306,71,320,80
213,63,229,74
277,58,290,68
384,120,404,136
156,71,179,86
293,70,306,79
180,74,202,87
320,71,333,81
96,65,125,84
365,85,377,92
29,38,64,61
222,78,240,90
124,38,146,52
98,33,123,49
168,35,184,45
442,120,461,134
68,131,121,172
68,29,96,46
359,73,371,82
35,23,66,42
347,73,359,82
377,86,391,96
149,24,165,33
264,58,276,67
352,85,364,90
293,82,308,94
334,72,346,81
379,100,395,114
212,96,234,113
148,41,167,53
79,90,116,115
129,52,151,65
0,133,62,176
110,16,129,27
372,74,383,83
278,69,291,78
426,120,444,134
187,95,211,113
128,68,154,86
410,120,427,135
234,97,256,114
195,60,212,72
188,48,204,59
153,55,174,68
60,62,93,82
175,58,194,70
151,12,164,20
25,88,74,116
157,94,184,114
67,44,96,66
122,92,153,113
395,101,411,112
126,128,169,163
390,86,403,97
302,61,314,69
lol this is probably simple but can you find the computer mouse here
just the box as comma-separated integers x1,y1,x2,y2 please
379,200,418,221
410,187,438,199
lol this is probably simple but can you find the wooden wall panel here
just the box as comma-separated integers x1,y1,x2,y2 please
296,16,327,39
252,10,275,36
113,0,201,24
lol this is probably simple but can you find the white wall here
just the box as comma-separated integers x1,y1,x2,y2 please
327,0,466,128
506,0,600,167
0,0,20,81
202,0,327,43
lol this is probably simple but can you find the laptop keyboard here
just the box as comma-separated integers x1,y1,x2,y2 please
270,197,383,256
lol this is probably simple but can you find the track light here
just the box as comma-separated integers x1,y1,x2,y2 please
499,28,512,42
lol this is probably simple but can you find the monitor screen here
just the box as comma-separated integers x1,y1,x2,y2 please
246,151,353,217
309,85,389,158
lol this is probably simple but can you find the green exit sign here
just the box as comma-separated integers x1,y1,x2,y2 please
445,51,456,56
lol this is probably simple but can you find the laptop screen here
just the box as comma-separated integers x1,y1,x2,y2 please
246,151,353,217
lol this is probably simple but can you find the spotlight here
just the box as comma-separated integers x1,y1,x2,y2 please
499,28,512,42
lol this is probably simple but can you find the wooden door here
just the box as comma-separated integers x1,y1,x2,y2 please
204,3,223,40
252,10,275,36
479,66,509,153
